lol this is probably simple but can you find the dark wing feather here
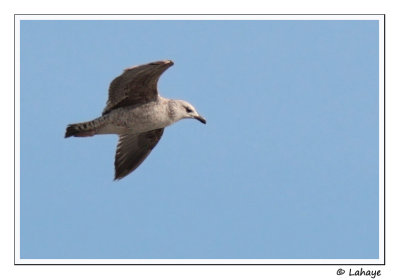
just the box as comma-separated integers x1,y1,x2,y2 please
103,60,173,115
114,128,164,180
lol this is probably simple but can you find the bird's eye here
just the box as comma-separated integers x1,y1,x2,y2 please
186,107,193,113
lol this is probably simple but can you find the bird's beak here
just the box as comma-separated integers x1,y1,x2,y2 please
195,115,207,124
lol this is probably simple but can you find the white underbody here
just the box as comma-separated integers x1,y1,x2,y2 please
96,98,174,135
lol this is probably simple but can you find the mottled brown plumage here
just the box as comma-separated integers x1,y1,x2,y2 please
103,60,173,115
114,129,164,180
65,60,206,180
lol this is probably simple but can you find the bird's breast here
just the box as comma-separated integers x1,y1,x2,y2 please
109,102,172,134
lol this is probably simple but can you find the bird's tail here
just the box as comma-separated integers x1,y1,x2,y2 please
65,120,98,138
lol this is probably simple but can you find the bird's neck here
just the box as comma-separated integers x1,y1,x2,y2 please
166,99,184,123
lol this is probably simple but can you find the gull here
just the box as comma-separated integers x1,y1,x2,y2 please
65,60,206,180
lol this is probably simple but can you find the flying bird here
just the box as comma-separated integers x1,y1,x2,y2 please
65,60,206,180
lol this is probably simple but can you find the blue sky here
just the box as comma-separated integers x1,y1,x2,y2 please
20,20,379,259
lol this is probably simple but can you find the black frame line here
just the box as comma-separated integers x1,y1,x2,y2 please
14,13,386,266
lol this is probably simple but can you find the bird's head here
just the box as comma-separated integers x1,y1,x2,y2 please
176,100,206,124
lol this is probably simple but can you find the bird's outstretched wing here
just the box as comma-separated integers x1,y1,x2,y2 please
114,128,164,180
103,60,174,115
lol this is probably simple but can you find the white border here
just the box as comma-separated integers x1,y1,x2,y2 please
15,258,384,265
14,14,385,265
15,17,21,265
15,14,383,20
378,15,385,265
